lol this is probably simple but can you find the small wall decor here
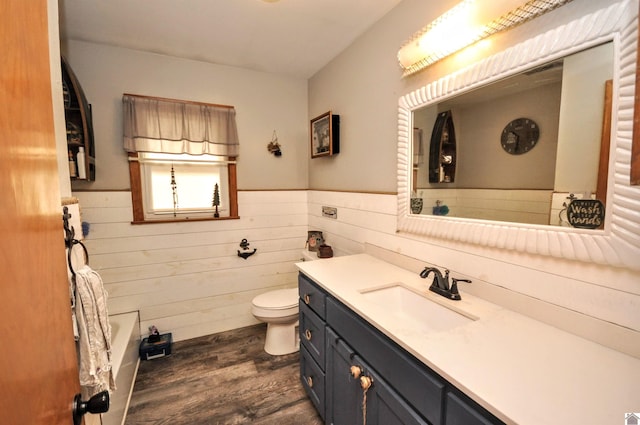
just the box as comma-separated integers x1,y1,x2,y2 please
567,199,605,229
429,110,456,183
170,164,178,217
310,111,340,158
306,230,324,252
237,238,257,259
267,130,282,156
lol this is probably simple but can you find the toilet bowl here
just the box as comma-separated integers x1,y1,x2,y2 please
251,288,299,355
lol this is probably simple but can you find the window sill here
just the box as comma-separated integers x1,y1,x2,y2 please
131,215,240,225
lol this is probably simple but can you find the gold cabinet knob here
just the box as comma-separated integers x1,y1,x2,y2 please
350,365,362,379
360,376,373,390
306,376,313,388
303,294,310,304
304,329,312,341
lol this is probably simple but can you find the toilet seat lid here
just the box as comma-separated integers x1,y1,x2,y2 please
252,288,298,310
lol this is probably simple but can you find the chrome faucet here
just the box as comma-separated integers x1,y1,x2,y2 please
419,267,471,301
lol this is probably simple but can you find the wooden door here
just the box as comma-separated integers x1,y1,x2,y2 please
0,1,82,424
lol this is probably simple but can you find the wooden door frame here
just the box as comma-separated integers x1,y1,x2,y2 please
631,0,640,185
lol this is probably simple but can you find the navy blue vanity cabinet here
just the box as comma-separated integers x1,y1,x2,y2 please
326,326,429,425
445,391,500,425
298,274,328,419
327,297,444,425
298,272,504,425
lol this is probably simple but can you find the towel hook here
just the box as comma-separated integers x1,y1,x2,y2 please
63,206,89,277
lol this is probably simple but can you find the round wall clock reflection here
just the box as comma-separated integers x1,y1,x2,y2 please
500,118,540,155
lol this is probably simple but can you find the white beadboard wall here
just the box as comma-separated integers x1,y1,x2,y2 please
414,188,552,225
309,190,640,356
75,190,308,342
75,189,639,355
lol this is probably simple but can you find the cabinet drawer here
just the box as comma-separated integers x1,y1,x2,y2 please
300,345,326,420
327,297,445,425
446,391,504,425
299,301,326,367
299,273,326,319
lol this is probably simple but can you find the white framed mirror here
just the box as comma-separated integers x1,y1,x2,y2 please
410,41,613,227
397,0,640,270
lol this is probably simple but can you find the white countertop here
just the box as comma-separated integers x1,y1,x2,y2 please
296,254,640,425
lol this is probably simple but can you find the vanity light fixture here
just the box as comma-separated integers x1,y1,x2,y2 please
397,0,573,76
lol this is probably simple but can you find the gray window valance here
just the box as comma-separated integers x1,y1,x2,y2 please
123,94,239,156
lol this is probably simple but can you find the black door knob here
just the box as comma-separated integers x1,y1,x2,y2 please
72,390,109,425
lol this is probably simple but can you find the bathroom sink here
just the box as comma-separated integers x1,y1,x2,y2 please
360,284,475,333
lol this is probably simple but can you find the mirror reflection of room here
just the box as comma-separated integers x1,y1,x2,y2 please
411,41,613,227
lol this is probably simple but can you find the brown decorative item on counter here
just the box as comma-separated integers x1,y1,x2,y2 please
318,244,333,258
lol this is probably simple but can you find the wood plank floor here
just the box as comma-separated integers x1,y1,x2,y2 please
125,324,323,425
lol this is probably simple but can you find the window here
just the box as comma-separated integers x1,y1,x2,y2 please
139,152,232,220
128,152,238,223
123,94,239,223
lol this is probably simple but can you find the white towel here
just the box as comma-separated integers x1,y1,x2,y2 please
74,264,116,395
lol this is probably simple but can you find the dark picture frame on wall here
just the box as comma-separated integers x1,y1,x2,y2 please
310,111,340,158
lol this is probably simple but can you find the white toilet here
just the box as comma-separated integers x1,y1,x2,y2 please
251,288,300,355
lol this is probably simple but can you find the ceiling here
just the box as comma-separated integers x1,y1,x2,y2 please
58,0,403,79
439,60,564,109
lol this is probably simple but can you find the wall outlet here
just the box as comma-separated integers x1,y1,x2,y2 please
322,206,337,219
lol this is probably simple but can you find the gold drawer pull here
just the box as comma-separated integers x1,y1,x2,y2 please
306,376,313,388
303,294,311,304
304,329,312,341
